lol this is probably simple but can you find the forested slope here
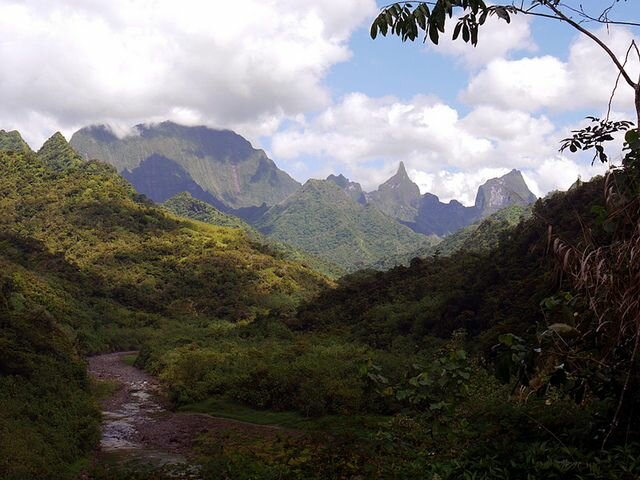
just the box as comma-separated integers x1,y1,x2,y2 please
0,136,330,478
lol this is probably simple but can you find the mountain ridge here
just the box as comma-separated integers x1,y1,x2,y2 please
70,121,301,210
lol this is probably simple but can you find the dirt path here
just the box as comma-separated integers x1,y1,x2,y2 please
87,352,300,471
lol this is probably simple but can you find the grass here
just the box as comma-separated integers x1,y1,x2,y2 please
121,353,138,366
90,378,120,402
178,396,388,437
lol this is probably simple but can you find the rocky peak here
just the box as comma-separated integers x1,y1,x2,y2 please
326,174,366,204
474,169,537,217
366,161,421,222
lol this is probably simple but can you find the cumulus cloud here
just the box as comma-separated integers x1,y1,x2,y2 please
271,93,562,194
432,13,537,68
462,26,640,114
0,0,376,148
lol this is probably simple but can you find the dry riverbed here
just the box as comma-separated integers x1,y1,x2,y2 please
87,352,300,477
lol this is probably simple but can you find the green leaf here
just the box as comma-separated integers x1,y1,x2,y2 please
429,25,439,44
453,22,462,40
370,22,378,39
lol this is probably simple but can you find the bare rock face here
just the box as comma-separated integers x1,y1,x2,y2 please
474,169,537,217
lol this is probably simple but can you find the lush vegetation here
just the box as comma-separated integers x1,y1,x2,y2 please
0,135,330,478
256,178,437,271
373,203,533,269
2,128,640,479
164,192,345,278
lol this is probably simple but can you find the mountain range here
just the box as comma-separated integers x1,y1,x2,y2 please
68,122,537,270
70,122,300,210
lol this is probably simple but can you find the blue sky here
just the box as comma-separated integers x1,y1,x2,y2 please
1,0,639,203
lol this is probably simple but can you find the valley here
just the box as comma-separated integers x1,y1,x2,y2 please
1,125,639,479
3,1,640,478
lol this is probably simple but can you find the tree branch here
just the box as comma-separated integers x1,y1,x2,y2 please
541,3,638,90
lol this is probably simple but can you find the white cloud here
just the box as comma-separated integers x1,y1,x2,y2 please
271,92,562,196
412,167,512,205
523,156,608,197
463,26,639,115
0,0,377,148
433,13,537,68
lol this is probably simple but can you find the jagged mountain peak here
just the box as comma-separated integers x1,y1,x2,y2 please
367,161,421,222
326,173,350,188
326,173,366,204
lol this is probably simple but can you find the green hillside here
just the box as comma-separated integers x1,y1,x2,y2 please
3,129,639,480
255,179,437,271
0,136,331,478
373,204,533,269
0,129,32,153
164,192,345,278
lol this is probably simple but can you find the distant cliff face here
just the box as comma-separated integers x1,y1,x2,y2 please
70,121,300,209
367,162,421,222
121,154,227,209
410,194,480,236
365,166,537,236
474,169,537,217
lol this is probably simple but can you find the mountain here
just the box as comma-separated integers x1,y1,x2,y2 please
255,178,437,271
326,173,366,203
163,192,345,278
122,154,227,210
366,167,537,236
474,168,537,217
0,131,331,478
0,133,330,337
372,204,533,269
410,193,479,236
366,161,421,221
70,121,300,210
0,129,32,153
37,131,84,172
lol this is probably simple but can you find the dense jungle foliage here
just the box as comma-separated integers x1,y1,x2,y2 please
0,136,329,479
2,131,640,479
163,192,345,278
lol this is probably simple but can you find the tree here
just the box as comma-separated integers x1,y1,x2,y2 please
371,0,640,446
371,1,640,166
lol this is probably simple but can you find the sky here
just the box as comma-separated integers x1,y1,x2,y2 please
0,0,639,205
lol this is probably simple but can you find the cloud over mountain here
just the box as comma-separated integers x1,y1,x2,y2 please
0,0,376,147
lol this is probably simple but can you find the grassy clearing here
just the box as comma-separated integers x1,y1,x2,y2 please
90,378,120,402
178,396,388,436
121,353,138,366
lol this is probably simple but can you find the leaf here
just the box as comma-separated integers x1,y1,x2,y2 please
453,22,462,40
429,25,439,44
548,323,579,337
498,333,513,346
370,22,378,39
